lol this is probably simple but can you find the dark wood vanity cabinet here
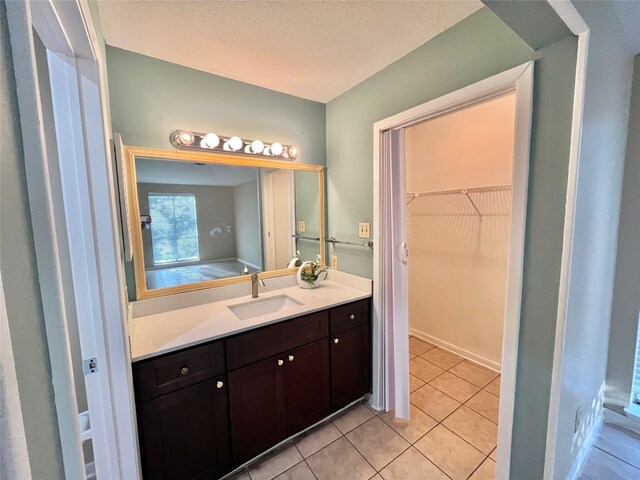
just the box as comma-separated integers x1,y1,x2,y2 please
136,377,231,480
228,338,330,464
330,324,371,411
133,298,370,479
330,298,371,411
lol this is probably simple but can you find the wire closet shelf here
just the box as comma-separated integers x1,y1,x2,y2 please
406,184,512,220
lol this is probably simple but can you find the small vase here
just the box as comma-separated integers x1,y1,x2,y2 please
296,261,327,289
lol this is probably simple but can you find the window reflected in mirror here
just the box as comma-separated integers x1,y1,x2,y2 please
128,151,324,298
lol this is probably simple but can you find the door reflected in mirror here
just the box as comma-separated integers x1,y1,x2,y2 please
127,148,325,299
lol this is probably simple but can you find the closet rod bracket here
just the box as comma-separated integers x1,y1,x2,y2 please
462,190,482,221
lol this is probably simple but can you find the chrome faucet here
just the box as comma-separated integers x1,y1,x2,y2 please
251,272,265,298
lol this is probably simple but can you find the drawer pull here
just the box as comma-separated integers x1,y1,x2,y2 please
334,338,339,344
288,355,294,362
349,314,355,320
216,381,224,389
278,359,284,366
180,366,189,375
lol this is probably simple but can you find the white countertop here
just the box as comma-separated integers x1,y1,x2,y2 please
130,271,372,362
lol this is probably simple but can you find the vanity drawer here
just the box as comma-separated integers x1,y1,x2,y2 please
226,311,329,371
330,299,370,335
133,341,225,402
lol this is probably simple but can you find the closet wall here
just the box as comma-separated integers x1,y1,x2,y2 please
406,93,516,368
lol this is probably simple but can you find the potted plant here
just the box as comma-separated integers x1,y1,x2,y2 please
296,254,327,289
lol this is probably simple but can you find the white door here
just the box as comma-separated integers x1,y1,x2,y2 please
373,129,411,419
7,1,140,478
262,169,295,270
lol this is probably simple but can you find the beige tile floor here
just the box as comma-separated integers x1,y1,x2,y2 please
579,423,640,480
228,336,501,480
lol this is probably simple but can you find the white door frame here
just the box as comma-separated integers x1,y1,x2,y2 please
373,62,534,480
544,2,590,479
261,169,295,270
6,1,140,478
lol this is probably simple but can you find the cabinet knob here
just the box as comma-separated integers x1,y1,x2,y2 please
349,314,355,320
180,366,189,375
278,359,284,366
216,381,224,389
334,338,339,344
288,355,294,362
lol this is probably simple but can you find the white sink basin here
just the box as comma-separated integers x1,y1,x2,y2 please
228,295,303,320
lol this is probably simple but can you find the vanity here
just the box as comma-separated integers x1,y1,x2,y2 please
129,273,372,480
120,143,373,479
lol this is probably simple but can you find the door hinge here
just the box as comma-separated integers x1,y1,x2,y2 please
83,358,98,375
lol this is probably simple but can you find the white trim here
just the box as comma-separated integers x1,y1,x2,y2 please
73,4,142,476
261,169,295,270
409,328,501,372
544,2,590,479
373,61,534,480
6,2,85,477
113,132,134,262
607,405,640,433
7,1,141,478
237,258,262,271
47,47,121,480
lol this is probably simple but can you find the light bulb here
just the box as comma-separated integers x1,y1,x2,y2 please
270,142,283,156
178,130,195,145
223,141,231,151
244,145,252,153
202,133,219,149
263,146,271,156
229,136,243,151
251,139,265,154
288,145,300,158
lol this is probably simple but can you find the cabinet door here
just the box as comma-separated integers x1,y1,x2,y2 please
331,324,371,411
284,339,330,435
228,354,287,465
137,377,231,480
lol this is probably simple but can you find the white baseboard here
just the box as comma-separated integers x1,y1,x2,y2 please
409,327,501,372
565,410,603,480
607,406,640,434
236,258,261,270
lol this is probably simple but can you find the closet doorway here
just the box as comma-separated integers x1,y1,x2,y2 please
405,92,514,476
372,62,533,480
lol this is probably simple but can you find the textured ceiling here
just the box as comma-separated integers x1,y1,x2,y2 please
96,0,482,102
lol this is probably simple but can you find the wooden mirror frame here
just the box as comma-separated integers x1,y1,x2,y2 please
124,146,326,300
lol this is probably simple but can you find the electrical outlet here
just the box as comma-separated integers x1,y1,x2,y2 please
297,220,305,233
358,222,370,239
330,255,338,270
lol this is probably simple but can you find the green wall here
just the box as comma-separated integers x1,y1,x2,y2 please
327,7,579,478
105,47,326,299
0,1,65,477
510,35,577,477
106,46,326,166
326,8,532,278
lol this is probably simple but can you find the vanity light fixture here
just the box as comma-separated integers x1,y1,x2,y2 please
170,129,299,160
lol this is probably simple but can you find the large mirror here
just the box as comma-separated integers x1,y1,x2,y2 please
125,146,325,299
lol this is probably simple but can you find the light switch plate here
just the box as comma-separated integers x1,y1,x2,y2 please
330,255,338,269
298,220,305,233
358,222,371,239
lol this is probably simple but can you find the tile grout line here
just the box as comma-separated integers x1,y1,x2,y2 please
465,452,492,480
411,389,493,459
340,425,383,476
591,445,640,471
294,442,320,480
411,337,500,478
401,419,455,480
